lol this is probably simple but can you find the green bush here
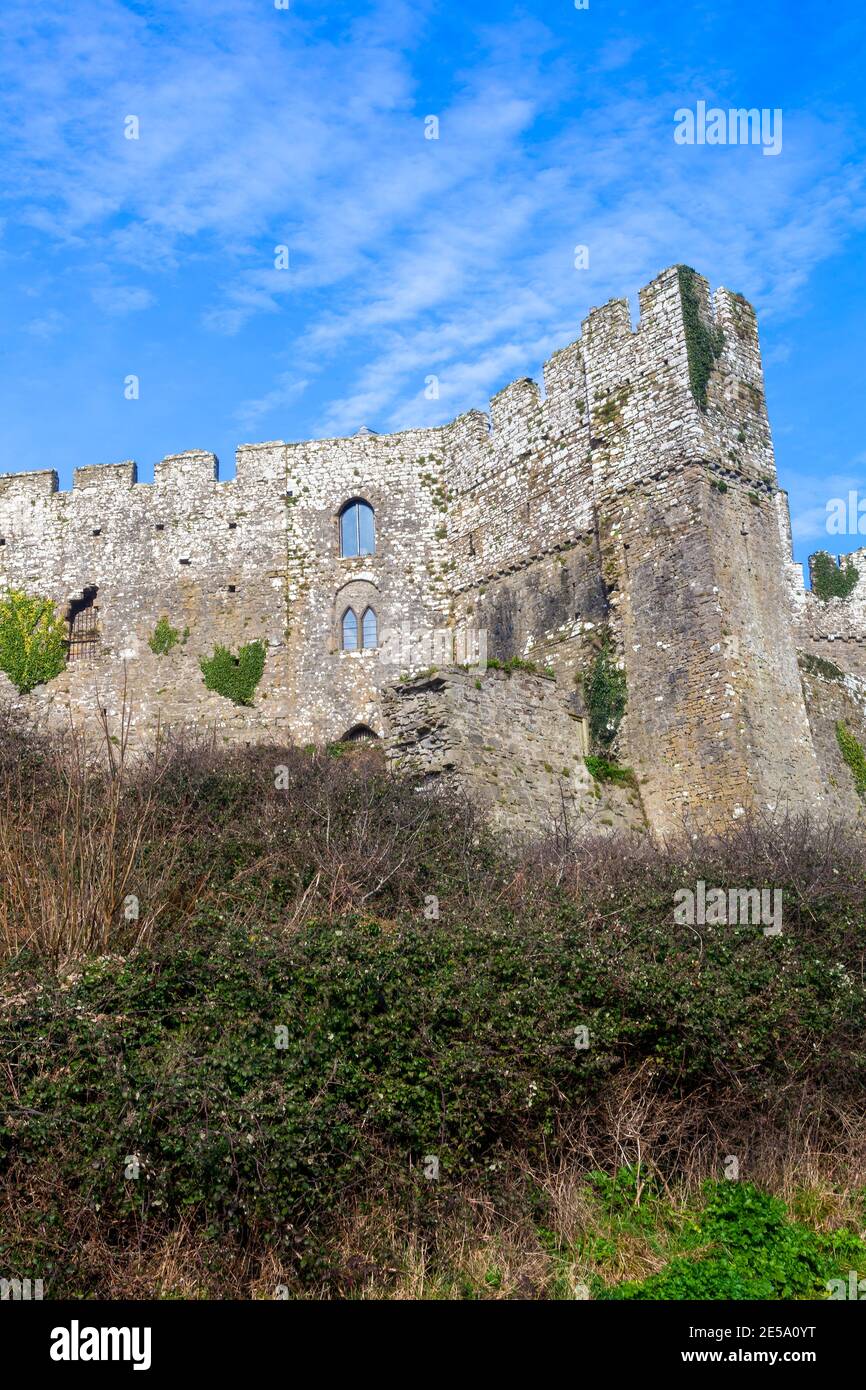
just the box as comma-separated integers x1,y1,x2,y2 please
200,640,266,705
148,616,184,655
1,740,864,1295
3,835,864,1289
0,589,67,693
812,551,859,602
585,639,627,747
585,756,635,787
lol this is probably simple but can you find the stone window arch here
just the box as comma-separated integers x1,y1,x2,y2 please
339,499,375,557
334,579,380,655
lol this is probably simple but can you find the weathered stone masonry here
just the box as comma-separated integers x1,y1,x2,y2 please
0,265,863,835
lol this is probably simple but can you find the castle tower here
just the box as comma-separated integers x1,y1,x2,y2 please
581,266,825,831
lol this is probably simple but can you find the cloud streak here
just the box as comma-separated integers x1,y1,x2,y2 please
0,0,863,516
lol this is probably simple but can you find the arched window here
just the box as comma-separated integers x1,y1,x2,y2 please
340,500,375,557
361,606,377,649
341,607,358,650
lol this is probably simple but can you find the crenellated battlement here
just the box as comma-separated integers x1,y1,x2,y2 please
0,265,772,517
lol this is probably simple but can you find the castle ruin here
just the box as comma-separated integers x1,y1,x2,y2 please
1,265,864,838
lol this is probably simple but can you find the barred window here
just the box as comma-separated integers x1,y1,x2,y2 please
66,586,99,663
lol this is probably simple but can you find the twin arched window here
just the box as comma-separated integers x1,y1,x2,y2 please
342,606,377,651
340,499,375,557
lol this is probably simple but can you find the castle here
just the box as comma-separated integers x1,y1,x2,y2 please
1,265,864,838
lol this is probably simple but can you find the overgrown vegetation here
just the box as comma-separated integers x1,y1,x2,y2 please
200,639,266,705
485,655,549,677
836,720,866,799
584,637,627,748
800,651,846,684
596,1174,864,1301
0,589,66,693
811,550,859,602
148,615,186,655
0,713,864,1298
678,265,724,411
585,756,635,787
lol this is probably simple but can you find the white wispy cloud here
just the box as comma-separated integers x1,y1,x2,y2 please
0,0,863,455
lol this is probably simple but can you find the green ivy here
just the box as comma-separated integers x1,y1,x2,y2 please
799,652,845,684
835,721,866,799
678,265,724,411
585,638,627,748
811,551,859,602
200,640,266,706
148,615,184,655
0,589,67,693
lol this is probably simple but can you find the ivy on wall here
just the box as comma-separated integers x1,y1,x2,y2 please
0,589,67,693
811,551,859,603
585,636,627,748
836,721,866,799
677,265,724,412
200,641,266,706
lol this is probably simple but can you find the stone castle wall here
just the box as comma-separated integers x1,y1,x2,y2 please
1,265,864,836
383,667,644,841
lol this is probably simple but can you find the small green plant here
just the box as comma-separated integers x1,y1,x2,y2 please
200,640,266,706
678,265,724,411
148,615,182,655
835,721,866,799
602,1179,865,1301
585,756,635,787
811,551,859,602
711,478,728,493
585,638,627,748
485,655,540,677
0,589,67,693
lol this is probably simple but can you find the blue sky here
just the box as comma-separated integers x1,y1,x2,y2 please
0,0,864,565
